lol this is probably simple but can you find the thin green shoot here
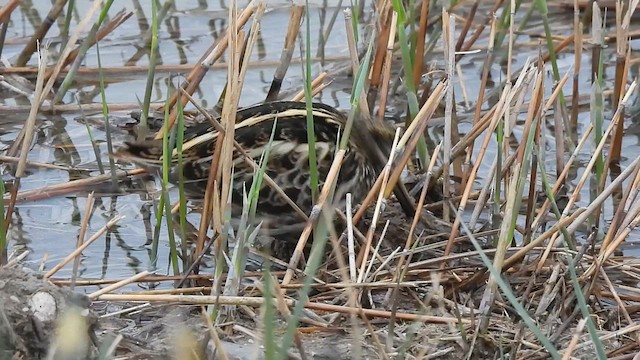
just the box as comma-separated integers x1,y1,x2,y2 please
160,87,179,276
96,41,119,192
262,269,276,360
54,0,115,103
138,0,160,140
78,96,105,175
303,0,319,203
176,99,188,270
391,0,428,166
538,156,605,357
350,0,359,44
60,0,76,50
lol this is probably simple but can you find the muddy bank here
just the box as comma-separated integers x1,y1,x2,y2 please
0,266,92,359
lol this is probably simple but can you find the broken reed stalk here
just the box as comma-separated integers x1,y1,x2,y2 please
191,3,264,257
459,0,504,54
0,0,19,22
290,71,328,101
2,56,351,77
44,215,123,279
3,45,50,242
265,5,303,102
14,47,48,177
345,80,445,243
88,271,152,300
155,1,257,140
368,4,391,92
343,9,370,117
412,0,430,90
608,0,637,162
6,169,145,203
0,102,157,113
14,0,67,67
281,149,348,286
70,192,95,291
217,13,249,213
375,11,398,122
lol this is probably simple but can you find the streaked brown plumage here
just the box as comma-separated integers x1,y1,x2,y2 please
116,101,411,258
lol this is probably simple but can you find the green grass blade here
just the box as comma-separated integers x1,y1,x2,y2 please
303,1,319,203
96,41,119,192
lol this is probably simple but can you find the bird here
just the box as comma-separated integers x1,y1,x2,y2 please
116,101,416,260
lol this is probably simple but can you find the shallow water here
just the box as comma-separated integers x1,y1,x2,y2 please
1,1,640,284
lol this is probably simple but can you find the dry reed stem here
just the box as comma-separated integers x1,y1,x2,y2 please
70,192,94,290
6,250,29,267
598,267,639,344
460,17,495,191
501,209,586,273
124,287,210,295
537,83,636,269
11,46,48,170
38,1,103,108
44,215,123,278
383,80,447,199
412,0,431,89
0,102,160,113
156,1,256,140
369,5,391,90
14,0,66,67
442,10,455,221
2,56,351,77
375,11,397,122
343,8,370,116
52,271,285,286
217,1,244,254
0,0,19,21
88,271,152,300
60,10,133,71
443,76,517,263
6,169,145,203
265,5,304,102
0,155,78,171
201,308,230,360
454,1,478,53
529,120,591,230
290,72,327,101
459,0,504,54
